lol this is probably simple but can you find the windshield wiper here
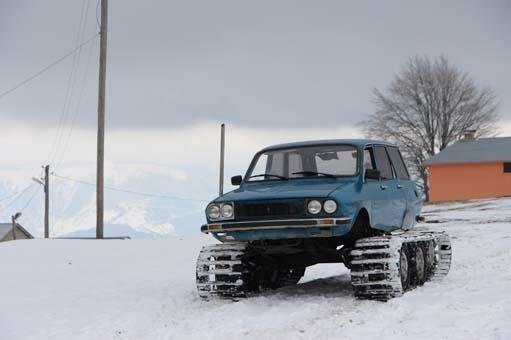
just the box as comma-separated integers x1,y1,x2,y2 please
248,173,289,180
292,171,336,178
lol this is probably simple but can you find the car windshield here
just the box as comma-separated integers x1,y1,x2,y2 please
246,144,358,181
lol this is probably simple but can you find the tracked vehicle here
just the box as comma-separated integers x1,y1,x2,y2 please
197,140,451,300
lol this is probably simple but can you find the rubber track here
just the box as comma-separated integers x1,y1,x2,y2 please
196,242,249,299
350,231,452,301
430,233,452,281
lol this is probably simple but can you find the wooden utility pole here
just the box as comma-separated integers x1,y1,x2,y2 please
11,215,16,240
11,212,21,240
96,0,108,239
219,123,225,196
32,167,49,238
44,165,49,239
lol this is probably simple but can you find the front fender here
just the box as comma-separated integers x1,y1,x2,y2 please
332,182,373,234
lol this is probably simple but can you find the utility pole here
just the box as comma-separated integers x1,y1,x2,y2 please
44,165,49,239
11,212,21,240
96,0,108,239
32,165,49,238
11,215,16,240
219,123,225,196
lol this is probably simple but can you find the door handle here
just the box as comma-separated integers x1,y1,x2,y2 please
397,184,404,189
380,185,388,190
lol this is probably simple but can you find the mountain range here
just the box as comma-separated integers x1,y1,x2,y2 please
0,162,234,238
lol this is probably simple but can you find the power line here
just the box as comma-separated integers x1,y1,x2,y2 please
51,173,209,202
55,26,97,171
0,33,98,101
0,190,24,203
96,0,101,29
48,0,92,166
1,183,36,208
20,186,41,214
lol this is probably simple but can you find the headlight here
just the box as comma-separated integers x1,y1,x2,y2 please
221,203,234,218
307,200,322,214
323,200,337,214
207,205,220,220
207,202,235,220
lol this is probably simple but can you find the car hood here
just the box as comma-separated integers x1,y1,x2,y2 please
215,179,355,202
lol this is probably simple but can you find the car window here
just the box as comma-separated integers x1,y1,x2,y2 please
246,144,358,181
315,149,357,175
374,146,394,180
288,153,304,178
266,153,285,177
387,147,410,180
364,148,375,170
250,154,270,177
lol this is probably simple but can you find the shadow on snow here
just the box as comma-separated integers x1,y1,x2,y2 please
260,273,353,299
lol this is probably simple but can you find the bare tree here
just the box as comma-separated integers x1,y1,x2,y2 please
362,55,499,201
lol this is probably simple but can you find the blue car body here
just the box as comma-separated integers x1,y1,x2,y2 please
202,139,422,242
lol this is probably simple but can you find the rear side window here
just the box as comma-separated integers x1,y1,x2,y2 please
504,163,511,173
387,147,410,179
364,148,376,170
374,146,393,180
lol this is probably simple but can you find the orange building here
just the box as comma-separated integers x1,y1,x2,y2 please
424,137,511,202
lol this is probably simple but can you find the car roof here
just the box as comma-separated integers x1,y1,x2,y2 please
260,139,394,152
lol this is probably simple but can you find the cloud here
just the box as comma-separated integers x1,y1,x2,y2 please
3,120,511,177
1,1,510,129
0,121,363,167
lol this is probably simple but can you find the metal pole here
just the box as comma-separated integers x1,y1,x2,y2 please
44,165,49,239
219,123,225,196
96,0,108,239
11,215,16,240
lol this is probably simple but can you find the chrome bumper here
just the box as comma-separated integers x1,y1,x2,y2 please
201,217,351,233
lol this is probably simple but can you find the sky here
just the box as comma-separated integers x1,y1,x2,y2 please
1,0,511,235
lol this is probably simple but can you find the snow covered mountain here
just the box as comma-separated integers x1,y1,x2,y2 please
59,223,165,239
0,162,233,238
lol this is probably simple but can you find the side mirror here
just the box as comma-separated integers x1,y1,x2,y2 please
364,169,381,181
231,175,243,186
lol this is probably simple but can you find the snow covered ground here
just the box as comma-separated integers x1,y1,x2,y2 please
1,198,510,340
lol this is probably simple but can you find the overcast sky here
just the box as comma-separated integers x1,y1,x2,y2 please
1,0,510,131
1,0,511,173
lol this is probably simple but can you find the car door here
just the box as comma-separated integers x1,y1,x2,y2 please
386,146,416,228
373,145,405,229
361,146,388,229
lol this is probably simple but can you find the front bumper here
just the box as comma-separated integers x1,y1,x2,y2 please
201,217,352,233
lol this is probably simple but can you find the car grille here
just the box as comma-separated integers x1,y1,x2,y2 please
234,200,306,221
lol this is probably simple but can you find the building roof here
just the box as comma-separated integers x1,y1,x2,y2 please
424,137,511,166
0,223,34,240
260,139,393,152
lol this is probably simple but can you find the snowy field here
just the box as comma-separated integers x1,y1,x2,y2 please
1,198,511,340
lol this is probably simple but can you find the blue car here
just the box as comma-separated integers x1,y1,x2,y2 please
197,139,451,300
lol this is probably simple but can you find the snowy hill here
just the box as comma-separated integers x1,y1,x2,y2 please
1,198,510,340
0,162,223,238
